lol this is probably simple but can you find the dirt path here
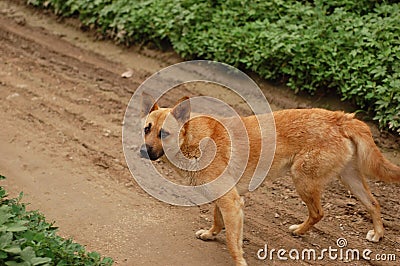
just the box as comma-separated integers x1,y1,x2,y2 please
0,1,399,265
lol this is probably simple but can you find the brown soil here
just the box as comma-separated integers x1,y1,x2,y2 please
0,1,399,265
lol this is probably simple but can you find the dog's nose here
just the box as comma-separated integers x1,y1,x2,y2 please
140,144,150,159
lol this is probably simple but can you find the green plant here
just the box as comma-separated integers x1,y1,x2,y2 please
0,175,113,266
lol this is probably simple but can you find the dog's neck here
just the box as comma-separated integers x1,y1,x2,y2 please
163,115,231,185
182,115,229,156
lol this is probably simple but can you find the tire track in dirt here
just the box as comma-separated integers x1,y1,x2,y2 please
0,28,124,181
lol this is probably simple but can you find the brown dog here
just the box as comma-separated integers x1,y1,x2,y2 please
140,94,400,266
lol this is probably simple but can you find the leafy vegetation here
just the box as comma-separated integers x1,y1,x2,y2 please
0,175,113,266
27,0,400,133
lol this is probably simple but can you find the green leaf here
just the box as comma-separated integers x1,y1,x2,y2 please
31,257,52,265
5,261,30,266
0,232,13,249
0,206,13,226
88,251,101,261
0,249,7,259
3,246,22,254
6,223,28,232
20,246,36,262
101,257,114,265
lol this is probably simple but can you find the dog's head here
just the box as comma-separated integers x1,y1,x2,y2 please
139,93,190,160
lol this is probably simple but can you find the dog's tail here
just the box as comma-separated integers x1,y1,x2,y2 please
341,113,400,183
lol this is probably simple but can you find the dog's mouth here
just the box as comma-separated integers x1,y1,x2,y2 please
139,144,164,161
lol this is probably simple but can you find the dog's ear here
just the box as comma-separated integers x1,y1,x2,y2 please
141,92,159,117
171,96,190,124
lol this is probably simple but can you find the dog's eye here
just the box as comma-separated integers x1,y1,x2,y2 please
144,123,152,135
159,128,170,139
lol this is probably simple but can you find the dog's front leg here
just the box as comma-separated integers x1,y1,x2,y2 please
196,204,224,240
217,190,247,266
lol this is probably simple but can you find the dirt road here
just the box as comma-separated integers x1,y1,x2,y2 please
0,1,399,265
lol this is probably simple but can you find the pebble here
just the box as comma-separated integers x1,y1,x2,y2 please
6,92,19,100
103,129,111,137
346,201,356,206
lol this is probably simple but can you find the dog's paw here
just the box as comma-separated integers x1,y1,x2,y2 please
288,224,307,236
195,229,215,241
288,224,301,234
366,229,382,242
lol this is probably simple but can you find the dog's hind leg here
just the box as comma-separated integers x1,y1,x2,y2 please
289,182,324,235
339,161,384,242
195,204,224,240
289,159,325,235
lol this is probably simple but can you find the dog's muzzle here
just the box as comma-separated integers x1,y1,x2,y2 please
140,144,163,160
